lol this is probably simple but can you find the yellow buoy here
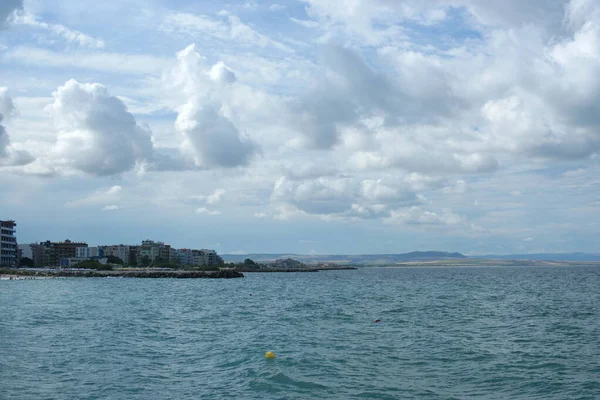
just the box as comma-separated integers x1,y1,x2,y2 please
265,351,276,359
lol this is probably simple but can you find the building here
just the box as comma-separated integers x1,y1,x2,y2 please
76,247,104,258
31,240,88,267
202,249,217,265
169,247,178,263
190,249,218,266
138,240,175,264
177,249,195,265
101,245,130,265
139,240,162,261
31,243,51,267
19,244,33,259
128,246,139,266
0,220,18,268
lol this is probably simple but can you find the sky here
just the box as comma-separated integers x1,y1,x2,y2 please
1,0,599,255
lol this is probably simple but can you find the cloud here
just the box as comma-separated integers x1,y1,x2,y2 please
67,185,122,208
210,61,237,84
4,47,171,75
0,0,22,28
387,207,464,226
47,79,154,176
0,87,35,167
271,175,422,219
189,188,225,205
195,207,222,215
288,45,462,153
290,18,320,28
170,44,260,169
269,4,286,12
14,12,104,48
301,0,566,43
161,13,292,53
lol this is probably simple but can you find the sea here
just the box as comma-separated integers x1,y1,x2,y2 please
1,266,599,400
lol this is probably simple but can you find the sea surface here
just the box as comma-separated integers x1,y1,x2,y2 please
1,266,599,399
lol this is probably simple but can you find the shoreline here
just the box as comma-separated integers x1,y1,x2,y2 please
233,266,358,272
0,269,244,279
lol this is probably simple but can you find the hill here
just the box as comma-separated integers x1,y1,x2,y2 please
476,253,600,261
221,251,467,265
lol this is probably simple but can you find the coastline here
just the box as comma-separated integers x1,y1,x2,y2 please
0,269,244,279
233,266,358,273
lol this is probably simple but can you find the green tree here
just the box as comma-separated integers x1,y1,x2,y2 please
216,255,225,265
244,258,256,266
74,260,113,270
106,255,124,265
19,257,34,267
139,255,151,267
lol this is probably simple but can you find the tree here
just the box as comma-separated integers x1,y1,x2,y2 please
244,258,256,266
216,255,225,265
106,255,124,265
19,257,34,267
139,255,151,267
74,260,112,270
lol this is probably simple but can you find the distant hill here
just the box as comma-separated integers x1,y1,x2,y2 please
476,253,600,261
222,251,467,265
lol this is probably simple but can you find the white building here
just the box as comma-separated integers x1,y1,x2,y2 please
76,247,104,258
102,245,130,264
191,249,218,266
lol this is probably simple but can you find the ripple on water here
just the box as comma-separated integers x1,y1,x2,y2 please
1,267,599,399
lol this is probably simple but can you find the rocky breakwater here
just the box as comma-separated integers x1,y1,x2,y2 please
63,269,244,279
1,268,244,279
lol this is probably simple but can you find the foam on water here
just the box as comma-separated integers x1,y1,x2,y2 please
1,266,599,399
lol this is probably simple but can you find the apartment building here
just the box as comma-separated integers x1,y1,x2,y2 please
76,247,104,258
101,245,130,265
0,220,18,268
31,240,88,267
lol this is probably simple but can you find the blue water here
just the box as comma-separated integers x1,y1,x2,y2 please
1,266,599,399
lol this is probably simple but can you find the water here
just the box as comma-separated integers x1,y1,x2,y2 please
1,266,599,399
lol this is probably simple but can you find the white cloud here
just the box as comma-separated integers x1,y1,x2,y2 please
387,206,464,226
4,47,171,75
47,79,154,176
290,17,320,28
271,175,422,220
0,87,35,167
269,4,286,12
67,185,122,208
209,61,237,84
161,13,292,53
195,207,222,215
170,44,260,169
15,12,104,48
190,188,225,205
